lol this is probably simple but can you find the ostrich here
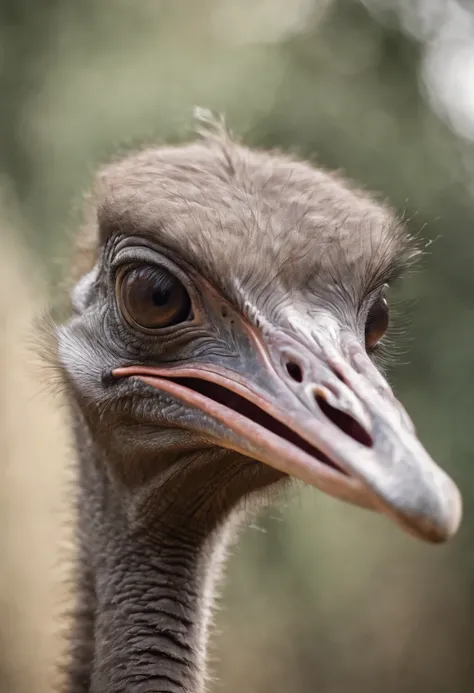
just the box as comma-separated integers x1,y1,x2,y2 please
52,121,462,693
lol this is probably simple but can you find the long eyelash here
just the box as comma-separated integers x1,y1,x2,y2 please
365,225,424,374
369,294,415,376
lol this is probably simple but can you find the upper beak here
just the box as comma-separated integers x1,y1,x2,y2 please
112,317,462,544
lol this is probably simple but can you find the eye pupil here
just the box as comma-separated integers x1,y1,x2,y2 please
152,288,170,307
119,265,192,330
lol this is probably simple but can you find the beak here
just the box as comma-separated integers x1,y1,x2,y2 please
112,317,462,544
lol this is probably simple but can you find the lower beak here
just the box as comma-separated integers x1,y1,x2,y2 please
112,326,462,544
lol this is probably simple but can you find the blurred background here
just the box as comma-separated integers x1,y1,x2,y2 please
1,0,474,691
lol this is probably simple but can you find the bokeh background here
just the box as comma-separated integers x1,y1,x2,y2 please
2,1,474,691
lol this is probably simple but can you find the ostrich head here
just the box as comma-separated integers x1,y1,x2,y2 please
58,126,461,544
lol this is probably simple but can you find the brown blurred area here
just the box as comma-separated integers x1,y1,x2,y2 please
2,1,474,692
0,236,72,693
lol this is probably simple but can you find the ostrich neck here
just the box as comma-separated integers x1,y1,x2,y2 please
66,419,231,693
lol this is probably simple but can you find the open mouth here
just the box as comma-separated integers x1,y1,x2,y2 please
110,349,462,543
116,367,373,477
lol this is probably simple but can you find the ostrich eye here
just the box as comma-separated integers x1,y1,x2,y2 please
365,290,389,350
118,265,192,330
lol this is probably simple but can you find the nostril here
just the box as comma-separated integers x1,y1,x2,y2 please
315,394,372,448
286,361,303,383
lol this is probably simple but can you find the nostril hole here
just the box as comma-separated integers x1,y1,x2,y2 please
315,394,372,448
286,361,303,383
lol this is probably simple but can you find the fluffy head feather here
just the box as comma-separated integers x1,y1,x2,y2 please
68,115,418,321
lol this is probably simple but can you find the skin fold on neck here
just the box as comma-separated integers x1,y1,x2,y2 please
65,415,247,693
